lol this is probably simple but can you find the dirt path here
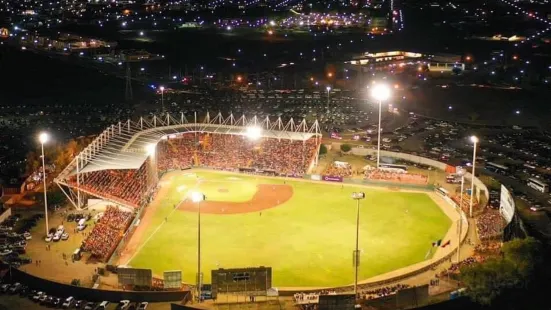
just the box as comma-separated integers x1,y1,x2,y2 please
177,184,293,214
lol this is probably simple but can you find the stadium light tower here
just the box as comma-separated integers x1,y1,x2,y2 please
469,136,479,218
351,191,365,298
326,86,331,114
38,132,50,236
190,191,206,302
456,167,466,263
370,84,391,169
245,126,262,141
159,86,165,112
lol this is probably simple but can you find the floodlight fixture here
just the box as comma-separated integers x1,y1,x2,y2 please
246,126,262,140
371,83,391,101
190,191,205,203
38,132,49,144
470,135,479,144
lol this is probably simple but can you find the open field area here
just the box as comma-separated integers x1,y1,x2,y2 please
124,170,451,288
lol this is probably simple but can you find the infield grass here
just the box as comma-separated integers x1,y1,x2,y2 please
129,170,451,287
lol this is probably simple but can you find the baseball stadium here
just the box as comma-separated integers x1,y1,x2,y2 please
51,113,468,298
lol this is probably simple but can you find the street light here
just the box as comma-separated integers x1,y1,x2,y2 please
159,86,165,112
190,191,206,302
456,167,466,263
326,86,331,113
371,84,391,169
351,192,365,298
469,136,479,217
38,132,50,236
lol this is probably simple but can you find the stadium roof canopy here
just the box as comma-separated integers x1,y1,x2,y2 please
57,113,321,176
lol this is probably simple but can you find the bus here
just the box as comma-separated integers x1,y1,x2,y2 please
485,162,509,175
527,178,549,193
378,163,408,172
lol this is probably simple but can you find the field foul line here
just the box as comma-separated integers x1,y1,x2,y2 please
124,180,201,265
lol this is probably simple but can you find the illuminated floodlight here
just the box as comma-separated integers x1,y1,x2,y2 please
371,83,391,101
38,132,49,144
326,86,331,92
246,126,262,140
470,136,479,144
159,86,165,92
270,20,276,26
190,191,205,203
145,143,156,156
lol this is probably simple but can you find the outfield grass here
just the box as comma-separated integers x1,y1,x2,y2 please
129,170,451,287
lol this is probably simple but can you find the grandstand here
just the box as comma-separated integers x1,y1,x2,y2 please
54,113,322,211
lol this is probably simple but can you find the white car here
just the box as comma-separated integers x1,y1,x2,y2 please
97,301,110,309
62,296,75,308
137,302,148,310
23,232,32,240
0,249,13,256
118,300,131,310
61,232,69,241
45,234,53,242
33,291,45,301
53,233,61,242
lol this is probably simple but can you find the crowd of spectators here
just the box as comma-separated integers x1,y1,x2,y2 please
157,133,319,176
70,161,150,208
82,206,134,261
452,193,479,214
293,290,337,304
476,209,504,240
440,257,478,276
322,162,353,178
364,169,428,185
358,284,410,299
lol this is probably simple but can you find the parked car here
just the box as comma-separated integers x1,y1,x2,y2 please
8,282,21,294
97,300,110,309
23,232,31,240
84,301,96,310
74,300,85,309
118,300,131,310
53,297,62,307
45,234,53,242
62,296,75,308
32,291,45,301
61,232,69,241
137,301,148,310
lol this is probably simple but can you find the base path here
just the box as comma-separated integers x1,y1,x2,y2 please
178,184,293,214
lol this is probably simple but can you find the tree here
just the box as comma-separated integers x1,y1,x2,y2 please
319,144,327,155
25,151,41,175
340,144,351,153
461,237,547,307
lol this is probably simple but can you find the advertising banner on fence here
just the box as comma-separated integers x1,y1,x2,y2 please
322,175,343,182
500,184,515,224
311,174,322,181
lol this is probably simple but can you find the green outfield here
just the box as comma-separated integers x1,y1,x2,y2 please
128,170,451,287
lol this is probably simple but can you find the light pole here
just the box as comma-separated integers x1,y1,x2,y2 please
159,86,165,112
456,167,466,263
39,132,50,236
469,136,479,218
191,191,206,302
326,86,331,114
370,84,391,168
351,192,365,298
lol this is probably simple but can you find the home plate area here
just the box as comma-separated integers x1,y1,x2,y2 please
177,184,293,214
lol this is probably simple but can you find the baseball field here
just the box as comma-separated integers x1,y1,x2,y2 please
122,170,451,288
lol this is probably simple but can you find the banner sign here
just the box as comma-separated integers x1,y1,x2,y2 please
322,175,343,182
311,174,322,181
